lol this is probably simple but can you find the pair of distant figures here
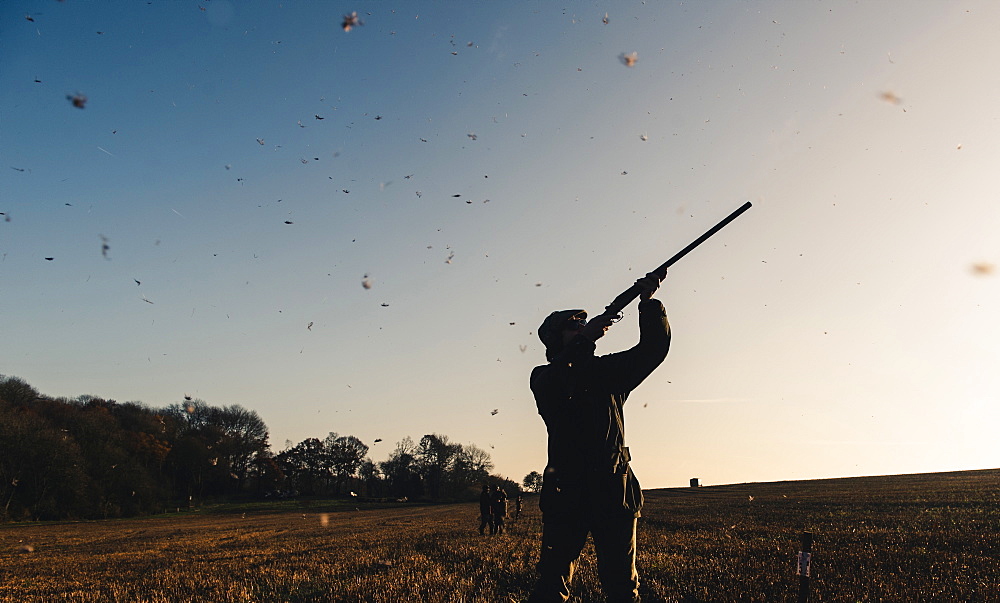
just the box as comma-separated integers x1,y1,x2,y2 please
479,484,516,535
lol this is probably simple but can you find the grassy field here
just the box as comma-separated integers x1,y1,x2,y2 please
2,469,999,602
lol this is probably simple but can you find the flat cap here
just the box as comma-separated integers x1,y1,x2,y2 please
538,309,586,348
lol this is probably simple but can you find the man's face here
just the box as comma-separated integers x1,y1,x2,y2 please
561,317,587,346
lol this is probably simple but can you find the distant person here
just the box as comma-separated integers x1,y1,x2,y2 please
515,494,523,520
491,486,508,535
527,272,670,603
479,484,494,536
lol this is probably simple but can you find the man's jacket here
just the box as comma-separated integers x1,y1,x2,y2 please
492,490,508,517
531,298,670,519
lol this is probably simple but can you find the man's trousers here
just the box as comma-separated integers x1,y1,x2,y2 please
527,514,640,602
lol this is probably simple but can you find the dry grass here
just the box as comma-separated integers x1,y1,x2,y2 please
1,502,538,603
2,469,999,602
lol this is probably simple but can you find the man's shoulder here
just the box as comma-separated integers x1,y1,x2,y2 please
529,363,550,385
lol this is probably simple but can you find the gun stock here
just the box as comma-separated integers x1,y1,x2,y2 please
603,201,752,317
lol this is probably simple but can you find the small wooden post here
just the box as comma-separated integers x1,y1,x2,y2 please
797,532,813,603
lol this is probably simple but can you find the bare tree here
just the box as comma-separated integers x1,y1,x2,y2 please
454,444,494,491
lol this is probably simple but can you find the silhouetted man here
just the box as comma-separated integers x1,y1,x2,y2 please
479,484,494,535
528,273,670,603
492,486,508,535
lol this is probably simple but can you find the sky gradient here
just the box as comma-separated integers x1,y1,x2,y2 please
3,1,999,488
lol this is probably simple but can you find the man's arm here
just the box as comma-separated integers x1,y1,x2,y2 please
600,291,671,394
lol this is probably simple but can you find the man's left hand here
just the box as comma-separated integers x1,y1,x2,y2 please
636,271,663,300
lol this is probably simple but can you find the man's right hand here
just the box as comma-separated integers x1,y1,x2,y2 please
580,313,616,341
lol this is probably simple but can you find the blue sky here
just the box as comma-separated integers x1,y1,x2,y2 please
3,1,999,488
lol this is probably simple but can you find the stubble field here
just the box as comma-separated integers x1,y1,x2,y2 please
2,469,999,602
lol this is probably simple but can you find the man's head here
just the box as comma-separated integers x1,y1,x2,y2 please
538,309,587,360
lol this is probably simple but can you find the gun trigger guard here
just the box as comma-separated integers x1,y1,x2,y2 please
610,312,624,323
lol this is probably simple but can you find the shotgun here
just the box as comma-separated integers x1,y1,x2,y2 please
602,201,752,318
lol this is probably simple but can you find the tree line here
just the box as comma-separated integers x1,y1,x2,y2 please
0,375,524,521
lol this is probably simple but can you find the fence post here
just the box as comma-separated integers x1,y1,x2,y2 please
797,532,813,602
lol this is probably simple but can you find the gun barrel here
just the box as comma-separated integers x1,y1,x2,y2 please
603,201,752,316
653,200,752,276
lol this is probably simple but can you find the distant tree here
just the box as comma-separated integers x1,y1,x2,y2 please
162,399,231,501
1,378,186,519
212,404,270,493
0,400,89,520
160,400,271,498
250,450,284,495
379,437,420,499
1,374,535,517
167,429,221,504
452,444,494,496
357,458,381,497
416,434,461,499
164,398,214,431
275,438,328,495
0,377,278,517
523,470,544,493
68,397,138,517
98,400,173,516
0,375,40,407
324,433,368,495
